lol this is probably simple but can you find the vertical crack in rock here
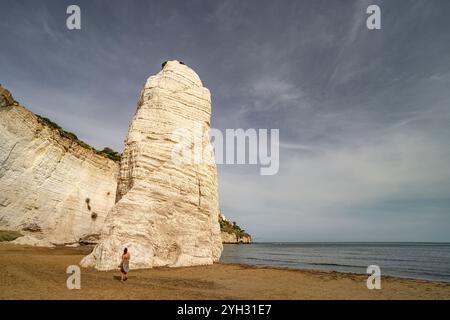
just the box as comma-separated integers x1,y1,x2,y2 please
81,60,223,270
1,142,17,168
196,171,202,208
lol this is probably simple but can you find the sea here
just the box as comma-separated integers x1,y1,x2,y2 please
220,242,450,282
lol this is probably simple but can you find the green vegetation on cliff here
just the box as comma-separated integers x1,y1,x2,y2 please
0,230,23,242
35,114,121,162
99,147,121,162
219,215,251,239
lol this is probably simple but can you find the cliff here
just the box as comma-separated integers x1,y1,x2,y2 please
0,101,119,246
81,60,223,270
219,213,252,244
1,63,250,261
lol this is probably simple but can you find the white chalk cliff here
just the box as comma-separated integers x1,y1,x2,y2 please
219,213,252,244
0,104,119,246
81,60,223,270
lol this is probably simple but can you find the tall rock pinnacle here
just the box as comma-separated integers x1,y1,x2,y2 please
81,60,223,270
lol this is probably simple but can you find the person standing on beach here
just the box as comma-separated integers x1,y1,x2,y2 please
119,248,130,281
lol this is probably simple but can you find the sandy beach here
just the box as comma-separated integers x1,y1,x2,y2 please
0,243,449,300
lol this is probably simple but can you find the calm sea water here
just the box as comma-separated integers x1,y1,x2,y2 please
220,243,450,282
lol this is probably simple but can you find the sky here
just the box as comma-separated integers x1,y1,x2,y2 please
1,0,450,242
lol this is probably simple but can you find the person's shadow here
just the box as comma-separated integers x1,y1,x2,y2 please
113,275,122,282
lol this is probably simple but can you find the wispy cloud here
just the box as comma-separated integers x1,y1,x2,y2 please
2,0,450,241
219,126,450,241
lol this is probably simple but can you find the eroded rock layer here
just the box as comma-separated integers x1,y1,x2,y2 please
81,61,223,270
0,104,119,246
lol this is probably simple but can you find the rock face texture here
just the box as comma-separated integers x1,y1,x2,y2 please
81,60,223,270
0,104,119,246
221,231,252,244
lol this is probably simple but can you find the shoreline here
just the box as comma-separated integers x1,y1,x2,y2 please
1,243,449,299
219,261,450,285
221,242,450,284
217,262,450,286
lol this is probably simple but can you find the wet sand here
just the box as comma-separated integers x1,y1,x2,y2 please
0,243,449,300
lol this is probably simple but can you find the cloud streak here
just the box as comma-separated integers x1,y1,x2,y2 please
1,0,450,241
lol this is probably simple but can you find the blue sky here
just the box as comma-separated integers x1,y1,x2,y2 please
1,0,450,241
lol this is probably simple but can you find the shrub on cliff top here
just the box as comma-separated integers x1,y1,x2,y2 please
0,230,23,242
36,115,62,131
36,114,81,142
35,114,122,162
98,147,121,162
219,216,251,239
